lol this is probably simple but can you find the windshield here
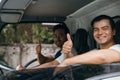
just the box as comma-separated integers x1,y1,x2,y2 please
0,23,56,68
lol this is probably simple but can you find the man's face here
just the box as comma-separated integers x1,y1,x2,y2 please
53,29,67,47
93,19,115,45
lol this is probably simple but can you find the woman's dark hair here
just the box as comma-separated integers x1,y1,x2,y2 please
72,28,89,54
91,15,116,30
114,20,120,44
53,23,70,34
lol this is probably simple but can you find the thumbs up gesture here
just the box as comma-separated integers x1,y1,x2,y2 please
36,43,41,55
62,33,73,54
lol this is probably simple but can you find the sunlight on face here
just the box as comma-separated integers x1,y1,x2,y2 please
93,19,115,45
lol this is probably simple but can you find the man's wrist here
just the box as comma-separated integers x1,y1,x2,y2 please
63,59,69,66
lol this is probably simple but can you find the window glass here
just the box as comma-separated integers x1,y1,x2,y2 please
103,76,120,80
0,23,54,45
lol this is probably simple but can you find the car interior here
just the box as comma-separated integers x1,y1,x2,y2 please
0,0,120,80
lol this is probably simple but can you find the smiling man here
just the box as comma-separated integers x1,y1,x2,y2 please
58,15,120,66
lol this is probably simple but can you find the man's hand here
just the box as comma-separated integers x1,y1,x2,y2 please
36,43,41,55
16,64,24,70
62,33,73,54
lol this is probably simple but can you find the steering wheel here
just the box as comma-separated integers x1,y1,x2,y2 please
0,63,15,75
23,58,37,68
0,68,3,75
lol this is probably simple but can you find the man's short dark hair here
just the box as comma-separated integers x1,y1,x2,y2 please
91,15,115,30
53,23,70,34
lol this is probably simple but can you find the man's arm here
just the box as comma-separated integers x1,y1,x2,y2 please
53,49,120,75
31,60,59,69
59,49,120,66
31,50,65,69
37,53,54,64
60,33,120,66
36,44,54,64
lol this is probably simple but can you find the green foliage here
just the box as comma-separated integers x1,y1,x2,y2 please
0,23,54,44
32,23,53,43
1,24,15,44
16,25,28,44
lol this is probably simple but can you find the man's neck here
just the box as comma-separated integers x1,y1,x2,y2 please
99,41,115,49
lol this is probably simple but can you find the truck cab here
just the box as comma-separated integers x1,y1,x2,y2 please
0,0,120,80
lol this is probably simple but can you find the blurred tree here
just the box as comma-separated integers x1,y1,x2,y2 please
0,23,54,44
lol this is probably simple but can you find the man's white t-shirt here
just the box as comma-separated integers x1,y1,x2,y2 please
54,44,120,63
51,48,60,58
109,44,120,52
51,47,77,63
